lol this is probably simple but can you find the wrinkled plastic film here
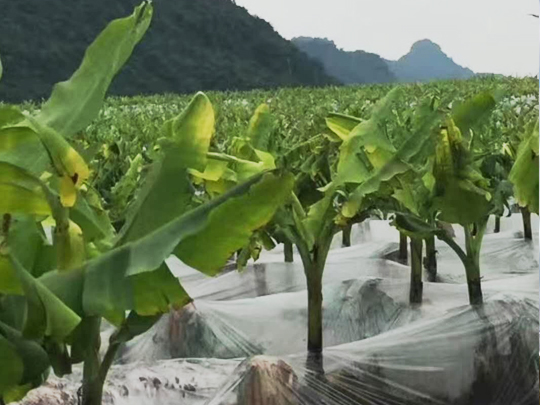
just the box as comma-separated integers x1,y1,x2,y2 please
17,215,539,405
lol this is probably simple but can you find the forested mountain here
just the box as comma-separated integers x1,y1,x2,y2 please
293,37,475,85
292,37,396,84
386,39,475,82
0,0,336,102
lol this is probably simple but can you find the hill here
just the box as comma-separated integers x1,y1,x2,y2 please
386,39,475,82
0,0,336,103
292,37,396,84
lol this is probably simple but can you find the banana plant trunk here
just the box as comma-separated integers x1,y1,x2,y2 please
80,317,123,405
409,237,423,304
284,241,294,263
342,224,352,247
494,216,501,233
307,272,323,354
424,235,437,282
464,259,483,305
520,207,532,240
81,317,103,405
464,223,485,305
437,221,486,306
399,232,408,264
298,236,333,375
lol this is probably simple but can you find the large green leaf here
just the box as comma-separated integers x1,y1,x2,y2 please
0,321,49,395
326,113,363,141
116,144,195,245
161,92,214,171
392,175,428,217
0,216,50,295
0,162,52,216
174,171,294,274
432,120,492,224
23,115,90,202
70,189,115,242
246,104,274,151
41,171,292,324
452,92,497,139
129,262,190,316
509,118,539,213
0,125,50,177
341,109,438,218
433,181,491,224
301,193,334,248
117,93,215,245
0,335,23,399
392,213,440,239
9,257,81,340
335,88,400,186
34,2,153,137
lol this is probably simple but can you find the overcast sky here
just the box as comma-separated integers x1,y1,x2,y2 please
234,0,539,77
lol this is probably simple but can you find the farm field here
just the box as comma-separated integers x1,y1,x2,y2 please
0,2,539,405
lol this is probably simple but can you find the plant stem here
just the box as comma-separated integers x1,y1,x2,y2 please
284,241,294,263
306,270,323,353
464,223,485,305
98,340,122,388
409,237,423,304
494,216,500,233
398,232,408,264
298,234,333,364
342,224,352,247
423,235,437,282
81,317,103,405
464,259,483,305
437,229,483,305
520,206,532,240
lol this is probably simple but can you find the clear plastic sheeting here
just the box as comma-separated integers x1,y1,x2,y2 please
120,273,538,359
170,216,538,301
207,299,539,405
432,230,538,283
18,359,241,405
16,215,539,404
118,303,264,363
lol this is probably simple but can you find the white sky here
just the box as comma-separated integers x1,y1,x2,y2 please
234,0,539,77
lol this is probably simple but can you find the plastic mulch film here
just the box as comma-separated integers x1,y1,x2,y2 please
119,216,538,362
206,298,539,405
171,217,538,302
119,273,538,361
19,299,539,404
16,215,540,404
19,358,241,405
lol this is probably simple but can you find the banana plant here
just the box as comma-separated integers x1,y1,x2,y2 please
508,116,539,238
328,93,443,303
0,4,293,404
473,93,538,239
391,92,501,306
274,87,437,362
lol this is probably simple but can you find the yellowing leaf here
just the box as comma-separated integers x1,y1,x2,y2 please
54,220,86,272
161,92,214,171
23,115,90,190
59,175,77,207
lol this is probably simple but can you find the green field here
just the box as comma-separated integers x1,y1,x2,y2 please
10,75,538,227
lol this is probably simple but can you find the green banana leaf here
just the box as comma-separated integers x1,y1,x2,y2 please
35,1,153,137
37,171,293,325
509,118,539,213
